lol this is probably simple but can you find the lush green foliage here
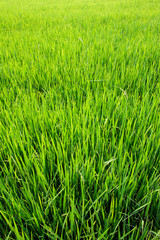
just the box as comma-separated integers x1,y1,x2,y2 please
0,0,160,239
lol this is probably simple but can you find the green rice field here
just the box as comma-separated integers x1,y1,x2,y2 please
0,0,160,239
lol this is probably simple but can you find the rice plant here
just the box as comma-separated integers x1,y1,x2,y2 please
0,0,160,239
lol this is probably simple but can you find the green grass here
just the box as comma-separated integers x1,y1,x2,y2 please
0,0,160,239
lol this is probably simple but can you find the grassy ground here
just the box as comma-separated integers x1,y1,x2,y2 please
0,0,160,239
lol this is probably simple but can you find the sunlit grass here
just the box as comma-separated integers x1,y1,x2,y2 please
0,0,160,239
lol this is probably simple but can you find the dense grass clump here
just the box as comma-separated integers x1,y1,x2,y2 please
0,0,160,239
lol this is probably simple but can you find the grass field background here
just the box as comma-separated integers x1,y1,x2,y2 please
0,0,160,239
